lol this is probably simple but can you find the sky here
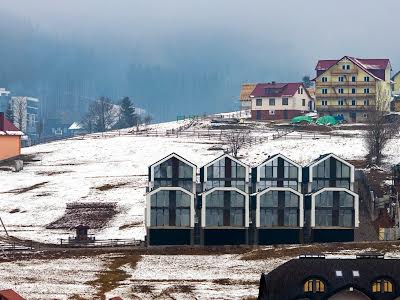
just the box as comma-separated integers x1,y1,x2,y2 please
1,0,400,120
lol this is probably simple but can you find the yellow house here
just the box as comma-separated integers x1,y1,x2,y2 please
314,56,392,122
392,71,400,94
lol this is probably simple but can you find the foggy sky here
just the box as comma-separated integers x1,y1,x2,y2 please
3,0,399,73
1,0,400,121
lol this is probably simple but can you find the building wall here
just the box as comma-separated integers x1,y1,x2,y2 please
251,109,304,121
393,73,400,93
0,136,21,161
315,58,392,121
251,89,313,111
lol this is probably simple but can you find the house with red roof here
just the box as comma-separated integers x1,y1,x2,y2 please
0,112,23,161
0,289,26,300
314,56,392,122
249,82,314,121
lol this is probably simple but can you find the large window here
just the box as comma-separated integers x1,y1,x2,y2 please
259,190,299,227
256,98,262,106
304,279,325,293
206,158,246,191
372,279,393,293
154,158,194,191
258,158,298,191
150,190,191,227
205,190,245,227
282,98,289,105
315,191,354,227
312,158,351,191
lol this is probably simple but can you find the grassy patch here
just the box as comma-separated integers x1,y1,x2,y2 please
159,284,195,298
89,254,141,299
212,278,258,286
68,295,90,300
36,170,72,176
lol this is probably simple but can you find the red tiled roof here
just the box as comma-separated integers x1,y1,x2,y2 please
250,82,304,98
315,56,390,80
0,289,26,300
0,113,20,132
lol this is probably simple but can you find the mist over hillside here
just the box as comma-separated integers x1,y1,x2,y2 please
1,0,399,122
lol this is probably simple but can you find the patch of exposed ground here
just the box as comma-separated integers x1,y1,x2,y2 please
46,202,117,229
241,241,400,260
95,182,128,191
89,254,142,299
36,170,72,176
119,221,143,230
4,181,49,194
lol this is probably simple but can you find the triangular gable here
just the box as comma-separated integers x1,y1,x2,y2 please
313,55,386,81
307,153,355,183
202,153,248,170
149,152,197,169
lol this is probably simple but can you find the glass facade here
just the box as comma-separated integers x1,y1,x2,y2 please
312,158,351,191
315,191,354,227
258,158,299,191
153,158,194,192
150,190,191,227
206,158,246,191
259,190,300,227
205,190,245,227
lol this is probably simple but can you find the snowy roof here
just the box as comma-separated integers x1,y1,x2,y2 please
250,82,311,99
68,122,83,130
315,56,390,81
0,113,23,136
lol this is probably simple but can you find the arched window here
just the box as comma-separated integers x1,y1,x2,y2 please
372,279,393,293
304,279,325,293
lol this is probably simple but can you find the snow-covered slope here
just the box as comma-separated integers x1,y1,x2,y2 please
1,119,400,243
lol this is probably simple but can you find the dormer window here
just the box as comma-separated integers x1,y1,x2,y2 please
336,270,343,277
353,270,360,277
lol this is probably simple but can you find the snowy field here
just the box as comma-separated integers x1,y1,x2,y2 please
1,119,400,244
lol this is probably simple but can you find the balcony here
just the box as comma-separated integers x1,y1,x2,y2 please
315,93,375,98
330,68,359,75
316,81,375,87
317,105,375,111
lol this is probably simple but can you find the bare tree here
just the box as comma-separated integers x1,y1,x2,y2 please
225,130,250,158
11,97,27,132
144,114,153,126
82,97,117,132
364,108,399,165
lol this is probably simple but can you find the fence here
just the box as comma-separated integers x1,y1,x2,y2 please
379,227,399,241
59,238,144,248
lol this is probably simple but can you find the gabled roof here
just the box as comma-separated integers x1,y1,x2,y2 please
315,56,391,81
0,289,26,300
0,113,23,136
201,153,248,170
259,256,400,300
250,82,308,98
149,152,197,169
256,153,302,169
306,153,353,169
239,83,257,101
392,70,400,81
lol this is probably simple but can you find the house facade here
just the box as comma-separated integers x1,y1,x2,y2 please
239,83,257,111
258,254,400,300
0,112,23,161
314,56,392,122
0,88,11,113
249,82,315,121
11,96,40,143
145,152,359,245
145,153,197,245
303,153,358,242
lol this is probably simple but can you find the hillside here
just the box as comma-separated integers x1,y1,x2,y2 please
1,118,400,244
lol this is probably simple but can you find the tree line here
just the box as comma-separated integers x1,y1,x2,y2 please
81,97,152,133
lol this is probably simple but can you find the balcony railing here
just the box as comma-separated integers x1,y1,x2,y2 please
316,81,375,87
315,93,375,98
317,105,375,111
330,68,359,75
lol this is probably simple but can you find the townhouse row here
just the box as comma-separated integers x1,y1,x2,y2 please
145,152,359,246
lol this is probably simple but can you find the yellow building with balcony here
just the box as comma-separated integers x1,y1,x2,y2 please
314,56,391,122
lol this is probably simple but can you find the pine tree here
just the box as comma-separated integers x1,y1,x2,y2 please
120,97,135,128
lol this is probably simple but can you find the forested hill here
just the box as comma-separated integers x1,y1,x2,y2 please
0,14,305,122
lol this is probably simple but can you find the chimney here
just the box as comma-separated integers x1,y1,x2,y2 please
0,112,5,131
271,81,276,85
